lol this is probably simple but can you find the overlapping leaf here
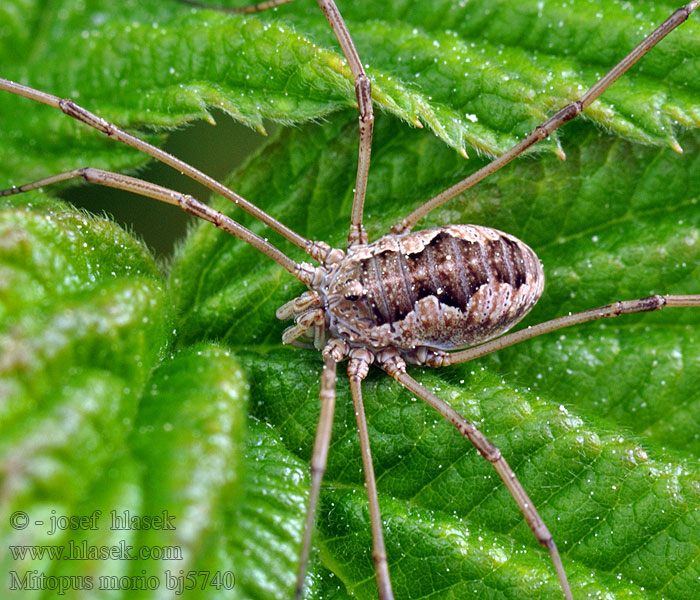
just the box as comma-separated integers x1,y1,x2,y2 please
2,0,699,185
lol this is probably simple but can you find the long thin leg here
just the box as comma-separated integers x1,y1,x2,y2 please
314,1,374,248
0,77,315,255
444,294,700,366
177,0,374,247
378,351,573,600
390,1,700,234
347,350,394,600
295,341,343,600
0,167,311,280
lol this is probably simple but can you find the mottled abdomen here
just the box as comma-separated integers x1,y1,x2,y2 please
325,225,544,352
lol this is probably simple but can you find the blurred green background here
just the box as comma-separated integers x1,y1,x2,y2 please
61,113,269,259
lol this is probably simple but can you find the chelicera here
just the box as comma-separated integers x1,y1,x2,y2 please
2,1,699,598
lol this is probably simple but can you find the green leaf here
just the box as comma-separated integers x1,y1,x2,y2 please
2,0,698,182
2,1,700,600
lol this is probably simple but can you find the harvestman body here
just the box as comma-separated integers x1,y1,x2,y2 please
2,1,700,598
291,225,544,356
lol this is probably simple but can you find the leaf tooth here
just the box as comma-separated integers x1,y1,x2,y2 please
202,109,216,126
555,143,566,161
669,136,684,155
214,93,267,135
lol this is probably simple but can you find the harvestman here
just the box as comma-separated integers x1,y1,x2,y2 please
2,1,700,598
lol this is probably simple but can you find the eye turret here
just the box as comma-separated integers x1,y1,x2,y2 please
342,279,365,301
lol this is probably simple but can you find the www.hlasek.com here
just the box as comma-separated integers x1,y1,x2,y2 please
7,509,235,595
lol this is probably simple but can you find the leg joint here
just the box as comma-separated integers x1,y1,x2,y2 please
347,224,368,246
468,432,501,462
556,101,582,125
310,464,326,477
376,349,406,377
479,445,502,463
539,101,582,139
59,99,112,135
347,347,374,381
355,73,373,121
